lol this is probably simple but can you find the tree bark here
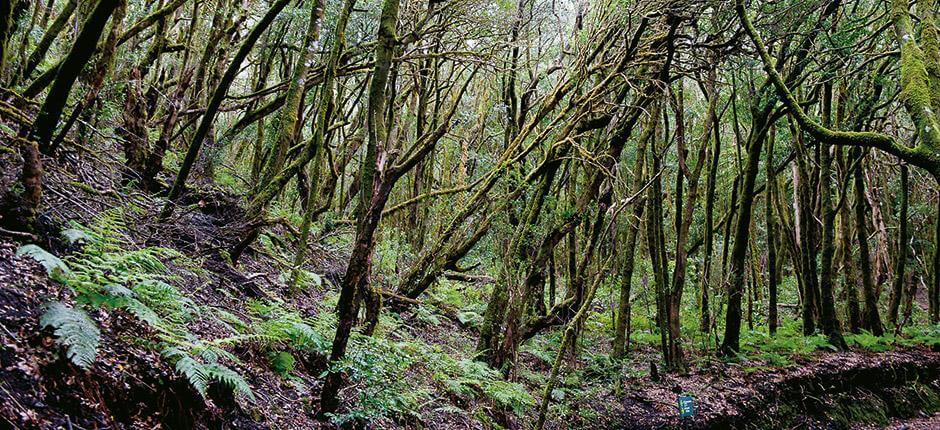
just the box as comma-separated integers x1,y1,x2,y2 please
818,83,848,349
853,149,885,336
162,0,290,216
888,164,909,325
765,127,778,335
30,0,119,153
612,106,655,359
719,105,770,356
18,0,77,84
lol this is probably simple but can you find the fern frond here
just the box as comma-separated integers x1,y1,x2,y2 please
169,351,210,397
40,302,100,368
204,363,256,401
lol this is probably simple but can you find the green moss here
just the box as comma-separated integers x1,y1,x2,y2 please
826,391,889,429
68,181,100,195
899,40,934,122
885,382,940,416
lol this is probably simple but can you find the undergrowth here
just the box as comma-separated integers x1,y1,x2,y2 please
23,207,533,426
30,207,257,400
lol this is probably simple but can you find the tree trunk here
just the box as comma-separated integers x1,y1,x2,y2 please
30,0,119,153
853,149,885,336
837,147,862,333
321,0,402,415
818,84,847,349
256,0,326,190
0,0,16,77
765,127,778,335
612,108,654,359
931,189,940,323
18,0,77,85
700,100,721,334
162,0,290,215
888,164,909,325
720,109,769,356
49,0,127,154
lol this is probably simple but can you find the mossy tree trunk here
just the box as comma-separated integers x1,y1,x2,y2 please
766,125,779,335
853,149,885,336
256,0,326,192
48,0,127,154
720,103,770,355
888,164,910,325
17,0,77,85
838,146,863,333
612,104,656,360
0,0,16,78
931,192,940,323
30,0,119,154
162,0,290,215
818,83,848,349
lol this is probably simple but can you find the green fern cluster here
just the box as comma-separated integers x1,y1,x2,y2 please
246,299,334,354
423,345,533,414
325,329,533,425
37,208,255,401
162,345,255,400
326,334,427,425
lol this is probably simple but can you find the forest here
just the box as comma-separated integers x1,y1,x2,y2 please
2,0,940,428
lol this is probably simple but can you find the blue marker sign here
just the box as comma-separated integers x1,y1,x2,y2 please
678,396,695,418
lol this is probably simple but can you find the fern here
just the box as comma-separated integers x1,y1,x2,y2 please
17,244,70,279
269,351,295,376
40,302,100,368
249,300,332,353
39,208,310,405
161,345,255,401
163,346,211,396
204,362,255,401
132,279,195,324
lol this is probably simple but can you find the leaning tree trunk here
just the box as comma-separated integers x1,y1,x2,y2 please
258,0,329,280
256,0,327,191
18,0,78,85
162,0,290,216
49,0,127,154
30,0,119,153
320,0,401,415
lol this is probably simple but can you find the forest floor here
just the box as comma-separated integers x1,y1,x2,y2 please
2,143,940,429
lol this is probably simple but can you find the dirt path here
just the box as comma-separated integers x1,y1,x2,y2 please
604,348,940,429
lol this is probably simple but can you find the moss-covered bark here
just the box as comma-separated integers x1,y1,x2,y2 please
0,0,15,77
162,0,290,214
853,150,885,336
888,165,910,325
737,0,940,177
30,0,119,153
256,0,326,192
18,0,78,84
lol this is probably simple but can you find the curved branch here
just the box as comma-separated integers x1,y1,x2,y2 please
735,0,940,177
